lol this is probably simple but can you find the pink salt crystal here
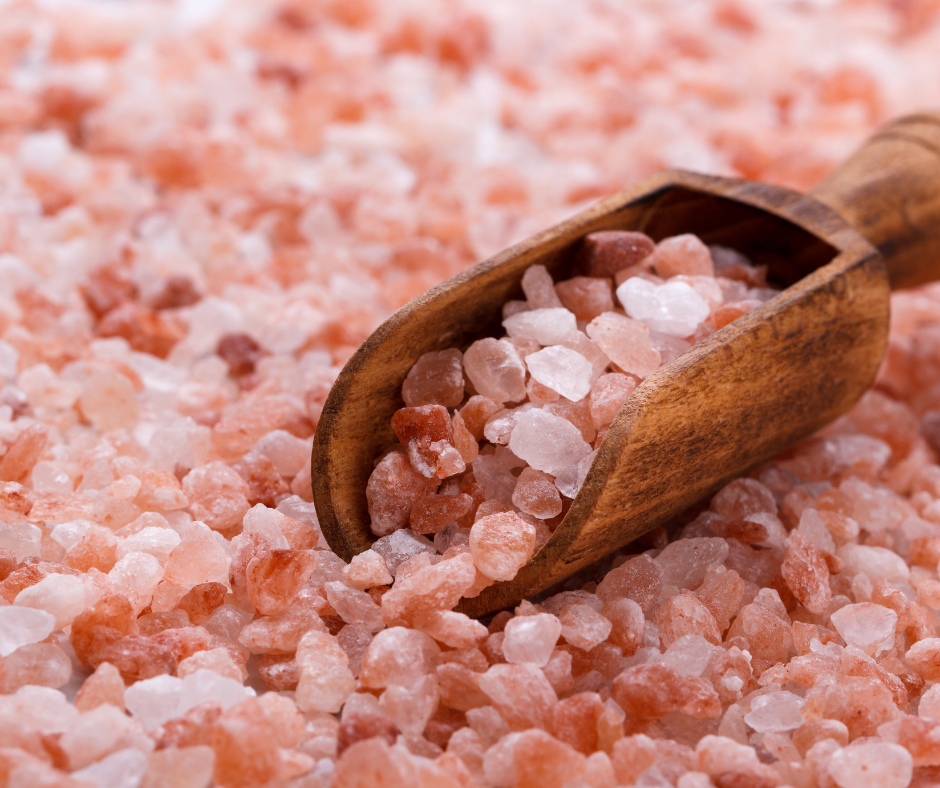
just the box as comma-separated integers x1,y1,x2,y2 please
141,746,215,788
378,673,439,736
655,593,721,648
13,571,85,628
502,612,562,666
612,662,719,720
827,742,912,788
838,543,909,584
781,530,831,614
78,367,139,431
75,661,125,712
617,277,710,337
182,462,250,533
558,604,612,651
211,698,281,788
552,692,605,755
372,529,436,575
522,265,564,309
251,430,310,478
164,522,229,587
603,598,645,656
343,549,393,590
512,467,562,519
588,373,636,432
238,596,327,654
651,235,714,278
3,640,72,691
555,277,615,322
743,691,806,732
360,626,441,689
438,662,489,712
792,719,850,756
326,580,384,632
596,553,662,612
655,536,730,593
177,648,243,682
558,330,611,381
0,605,55,656
331,738,418,788
819,675,899,738
108,551,163,614
463,338,527,403
905,638,940,681
711,478,777,519
509,409,591,476
485,728,587,788
577,231,656,278
478,663,558,731
469,511,537,581
413,609,488,649
503,308,579,347
381,552,476,626
246,548,317,615
460,395,506,440
585,312,661,378
695,735,778,785
294,630,355,713
402,349,465,408
830,602,898,656
366,450,439,536
392,404,464,479
452,412,479,464
527,346,593,401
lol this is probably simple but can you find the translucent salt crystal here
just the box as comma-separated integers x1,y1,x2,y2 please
525,346,593,401
655,537,730,594
462,338,527,404
660,634,714,676
177,668,252,717
31,461,73,493
325,581,384,633
18,363,82,409
554,449,598,499
558,603,612,651
648,330,692,365
919,683,940,719
14,572,86,628
109,551,164,614
555,277,615,322
343,550,393,590
503,613,562,666
163,521,230,587
73,747,150,788
743,691,806,732
377,674,439,736
837,543,909,583
522,264,563,308
577,231,657,277
79,367,139,431
0,520,41,562
483,404,535,445
617,277,710,336
798,508,836,554
558,330,610,381
509,409,591,476
371,529,435,575
585,312,661,378
827,742,912,788
472,451,520,505
470,512,537,582
143,746,215,788
0,605,56,655
904,638,940,681
503,308,578,347
512,467,562,519
359,626,440,689
253,429,311,477
125,674,184,730
117,527,181,565
830,602,898,656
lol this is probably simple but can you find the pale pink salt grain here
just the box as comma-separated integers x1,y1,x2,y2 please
359,627,440,689
503,612,562,666
830,602,898,656
469,511,537,581
503,308,578,347
512,467,562,519
651,235,715,278
294,630,355,713
509,408,592,476
343,549,393,590
827,742,913,788
585,312,662,378
525,345,593,401
463,338,527,403
522,264,564,309
182,463,250,533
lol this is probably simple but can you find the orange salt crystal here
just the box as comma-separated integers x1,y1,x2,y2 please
555,277,615,322
543,398,596,443
558,603,612,652
816,675,899,739
336,713,398,755
613,662,720,721
0,423,47,483
366,449,440,536
603,598,644,656
343,549,393,590
73,661,125,712
182,462,250,533
469,511,537,582
70,593,137,667
595,553,662,612
410,492,473,534
553,692,604,755
451,412,479,464
576,231,656,278
295,630,355,714
781,531,831,614
905,637,940,681
211,698,281,788
494,728,587,788
459,395,504,440
437,663,489,711
176,582,227,625
217,332,266,377
245,548,317,615
331,738,418,787
238,595,327,654
402,349,465,408
655,593,721,648
381,552,476,626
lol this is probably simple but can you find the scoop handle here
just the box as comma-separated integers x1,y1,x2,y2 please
810,113,940,290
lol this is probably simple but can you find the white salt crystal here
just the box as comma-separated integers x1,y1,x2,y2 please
50,519,93,551
526,346,593,401
253,429,311,477
31,461,74,493
558,330,610,381
617,277,710,336
109,551,164,614
827,742,912,788
125,675,184,730
508,409,592,476
554,449,598,499
0,341,19,381
176,668,252,717
483,404,535,445
0,521,41,562
502,308,578,346
837,543,909,584
371,529,436,575
9,685,79,734
73,747,150,788
522,265,563,308
660,634,714,676
0,606,56,656
116,527,181,565
463,337,527,403
14,573,86,629
829,602,897,656
743,691,806,732
502,613,562,666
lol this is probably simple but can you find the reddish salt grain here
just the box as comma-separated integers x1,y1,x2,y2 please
470,511,537,582
403,349,465,408
576,231,656,278
367,450,439,536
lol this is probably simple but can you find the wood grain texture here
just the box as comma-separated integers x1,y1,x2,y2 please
312,160,892,616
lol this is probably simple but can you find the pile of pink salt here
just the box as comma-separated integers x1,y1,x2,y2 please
366,230,775,586
3,0,940,786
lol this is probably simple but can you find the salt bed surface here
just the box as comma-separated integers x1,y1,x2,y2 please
3,0,940,786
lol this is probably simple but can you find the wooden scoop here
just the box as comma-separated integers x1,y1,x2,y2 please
311,113,940,618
